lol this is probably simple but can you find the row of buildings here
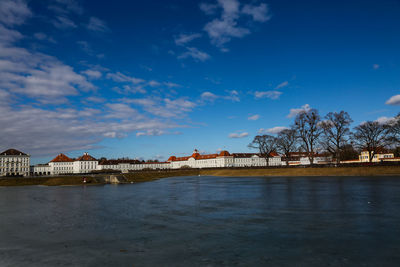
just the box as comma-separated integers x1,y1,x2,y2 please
0,148,399,177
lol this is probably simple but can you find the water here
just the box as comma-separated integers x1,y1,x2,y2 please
1,176,400,266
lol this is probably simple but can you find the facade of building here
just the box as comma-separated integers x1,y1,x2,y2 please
32,152,99,175
98,159,170,172
359,150,395,162
0,149,30,176
286,152,332,166
167,150,282,169
74,152,98,173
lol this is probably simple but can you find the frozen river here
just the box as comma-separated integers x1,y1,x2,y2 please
1,176,400,266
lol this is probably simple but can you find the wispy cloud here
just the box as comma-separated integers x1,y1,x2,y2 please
125,97,197,118
48,0,83,15
174,33,202,46
287,104,311,118
386,94,400,105
82,69,102,79
53,15,77,29
275,81,288,89
228,131,249,138
248,114,260,121
259,126,289,134
0,0,32,26
201,0,270,50
87,17,109,32
373,64,380,70
33,32,56,43
201,90,240,102
178,47,210,62
106,72,145,84
254,90,282,99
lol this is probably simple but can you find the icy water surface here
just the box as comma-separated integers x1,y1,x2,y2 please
1,176,400,266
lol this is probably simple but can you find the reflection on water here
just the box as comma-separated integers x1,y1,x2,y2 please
1,176,400,266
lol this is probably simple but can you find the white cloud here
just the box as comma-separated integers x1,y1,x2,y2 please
175,33,202,46
201,0,270,49
254,90,282,99
53,16,77,29
386,94,400,105
259,126,289,134
112,85,147,95
33,32,56,43
229,132,249,138
105,103,142,119
136,129,165,137
48,0,83,15
0,32,94,103
87,17,109,32
82,69,102,79
0,19,187,157
86,96,106,103
201,91,219,101
106,72,145,84
201,90,239,102
373,64,380,70
178,47,210,62
375,116,394,125
126,97,197,118
199,2,219,15
242,3,270,22
248,114,260,121
0,24,23,44
275,81,289,89
164,82,180,88
287,104,311,118
0,0,32,26
148,80,161,87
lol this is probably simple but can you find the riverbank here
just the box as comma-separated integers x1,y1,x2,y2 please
1,166,400,186
200,165,400,177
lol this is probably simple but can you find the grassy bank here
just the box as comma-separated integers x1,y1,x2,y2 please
199,165,400,177
122,169,200,183
0,175,103,187
1,166,400,187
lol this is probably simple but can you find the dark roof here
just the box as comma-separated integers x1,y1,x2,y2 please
0,148,28,156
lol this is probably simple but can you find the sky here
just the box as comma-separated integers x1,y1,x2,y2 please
0,0,399,164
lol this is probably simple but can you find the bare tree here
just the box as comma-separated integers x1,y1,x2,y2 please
387,113,400,145
276,128,298,166
352,121,389,162
248,135,277,166
320,111,353,164
294,109,323,165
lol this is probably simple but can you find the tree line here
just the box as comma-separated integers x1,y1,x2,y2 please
249,109,400,166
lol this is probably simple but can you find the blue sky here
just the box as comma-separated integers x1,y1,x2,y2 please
0,0,399,164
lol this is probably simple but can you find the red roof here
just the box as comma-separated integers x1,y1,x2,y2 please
76,153,97,161
219,150,230,156
50,153,74,162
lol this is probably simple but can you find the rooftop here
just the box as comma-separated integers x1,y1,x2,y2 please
0,148,28,156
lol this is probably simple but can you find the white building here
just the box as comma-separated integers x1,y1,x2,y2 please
167,150,282,169
98,159,170,172
74,152,98,173
48,153,75,175
286,152,332,166
0,149,30,177
32,164,51,176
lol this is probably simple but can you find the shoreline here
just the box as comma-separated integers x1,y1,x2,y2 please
1,166,400,187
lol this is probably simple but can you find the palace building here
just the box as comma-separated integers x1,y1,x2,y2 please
0,149,30,177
